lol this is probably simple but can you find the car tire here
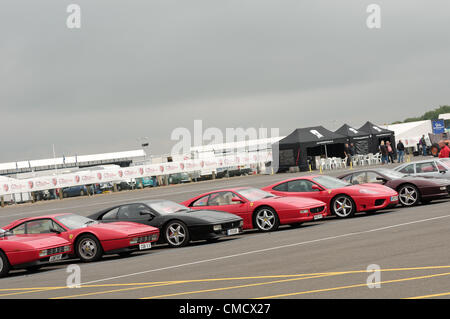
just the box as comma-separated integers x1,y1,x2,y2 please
164,221,190,248
63,192,68,198
253,206,280,232
80,190,85,196
0,251,11,278
75,234,103,262
331,195,356,218
398,184,420,207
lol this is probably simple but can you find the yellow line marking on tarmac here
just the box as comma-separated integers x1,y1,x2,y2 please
140,274,334,299
51,282,185,299
255,271,450,299
406,291,450,299
2,265,450,298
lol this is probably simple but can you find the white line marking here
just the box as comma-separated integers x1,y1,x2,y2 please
79,213,450,286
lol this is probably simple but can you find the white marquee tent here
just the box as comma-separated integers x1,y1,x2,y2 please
382,120,432,150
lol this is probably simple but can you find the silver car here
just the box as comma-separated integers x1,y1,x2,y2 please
394,159,450,180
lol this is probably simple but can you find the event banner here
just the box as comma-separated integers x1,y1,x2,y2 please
0,151,272,196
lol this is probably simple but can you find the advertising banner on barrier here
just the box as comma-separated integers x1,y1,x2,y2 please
0,151,273,197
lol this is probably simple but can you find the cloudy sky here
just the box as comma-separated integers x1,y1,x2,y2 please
1,0,449,163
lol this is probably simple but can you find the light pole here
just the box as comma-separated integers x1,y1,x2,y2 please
137,137,150,163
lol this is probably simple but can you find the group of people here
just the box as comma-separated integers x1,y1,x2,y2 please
379,140,399,164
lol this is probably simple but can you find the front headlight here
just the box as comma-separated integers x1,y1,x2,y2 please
440,186,447,191
299,209,309,214
213,225,222,231
239,220,244,227
39,250,47,257
151,234,158,241
63,245,71,252
129,237,139,244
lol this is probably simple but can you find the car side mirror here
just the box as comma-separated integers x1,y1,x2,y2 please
231,197,244,203
311,184,322,191
439,170,447,174
376,177,387,183
49,228,61,234
140,210,154,219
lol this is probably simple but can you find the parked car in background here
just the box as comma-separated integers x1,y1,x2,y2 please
338,168,449,207
89,200,243,248
136,176,158,188
117,181,136,191
181,187,328,231
62,185,90,198
394,159,450,180
168,173,191,184
0,227,72,277
262,175,399,219
3,214,160,262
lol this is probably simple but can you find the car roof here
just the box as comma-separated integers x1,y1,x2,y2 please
5,213,72,228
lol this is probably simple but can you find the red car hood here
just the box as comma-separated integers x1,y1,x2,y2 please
90,221,159,235
255,196,326,208
0,235,70,250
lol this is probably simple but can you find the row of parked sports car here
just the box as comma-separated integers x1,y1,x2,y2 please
1,166,449,278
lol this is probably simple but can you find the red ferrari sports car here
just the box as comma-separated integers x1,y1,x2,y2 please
180,187,328,232
3,213,160,263
261,175,399,218
0,227,72,277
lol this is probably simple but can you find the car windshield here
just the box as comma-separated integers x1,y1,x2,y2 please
312,175,351,189
375,169,406,179
146,200,189,214
55,214,98,230
438,159,450,168
235,188,275,201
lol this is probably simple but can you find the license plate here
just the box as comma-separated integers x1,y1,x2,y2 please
313,214,323,220
391,196,398,202
49,254,63,262
227,228,240,236
139,242,152,250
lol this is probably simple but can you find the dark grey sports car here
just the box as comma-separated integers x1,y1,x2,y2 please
88,200,243,248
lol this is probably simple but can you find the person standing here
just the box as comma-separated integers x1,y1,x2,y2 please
386,141,394,163
419,135,427,156
438,141,450,158
344,143,352,166
397,140,405,163
379,141,388,164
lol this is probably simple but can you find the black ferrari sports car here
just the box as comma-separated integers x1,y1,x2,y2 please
88,200,243,248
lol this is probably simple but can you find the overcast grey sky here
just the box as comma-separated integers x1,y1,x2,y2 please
1,0,449,162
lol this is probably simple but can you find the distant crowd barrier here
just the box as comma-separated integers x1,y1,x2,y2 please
0,151,272,196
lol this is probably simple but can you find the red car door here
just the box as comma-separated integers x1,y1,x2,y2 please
269,179,332,213
190,191,252,229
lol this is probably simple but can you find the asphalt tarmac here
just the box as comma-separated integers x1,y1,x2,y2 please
0,159,449,299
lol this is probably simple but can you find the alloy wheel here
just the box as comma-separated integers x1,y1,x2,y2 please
78,238,98,260
399,186,418,206
333,196,354,218
166,223,187,246
256,209,276,230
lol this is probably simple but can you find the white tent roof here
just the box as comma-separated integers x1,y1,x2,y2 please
382,120,432,148
0,150,146,172
438,113,450,120
190,136,285,153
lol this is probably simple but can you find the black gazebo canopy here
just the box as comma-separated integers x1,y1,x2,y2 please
335,124,371,154
358,121,396,154
275,126,347,172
